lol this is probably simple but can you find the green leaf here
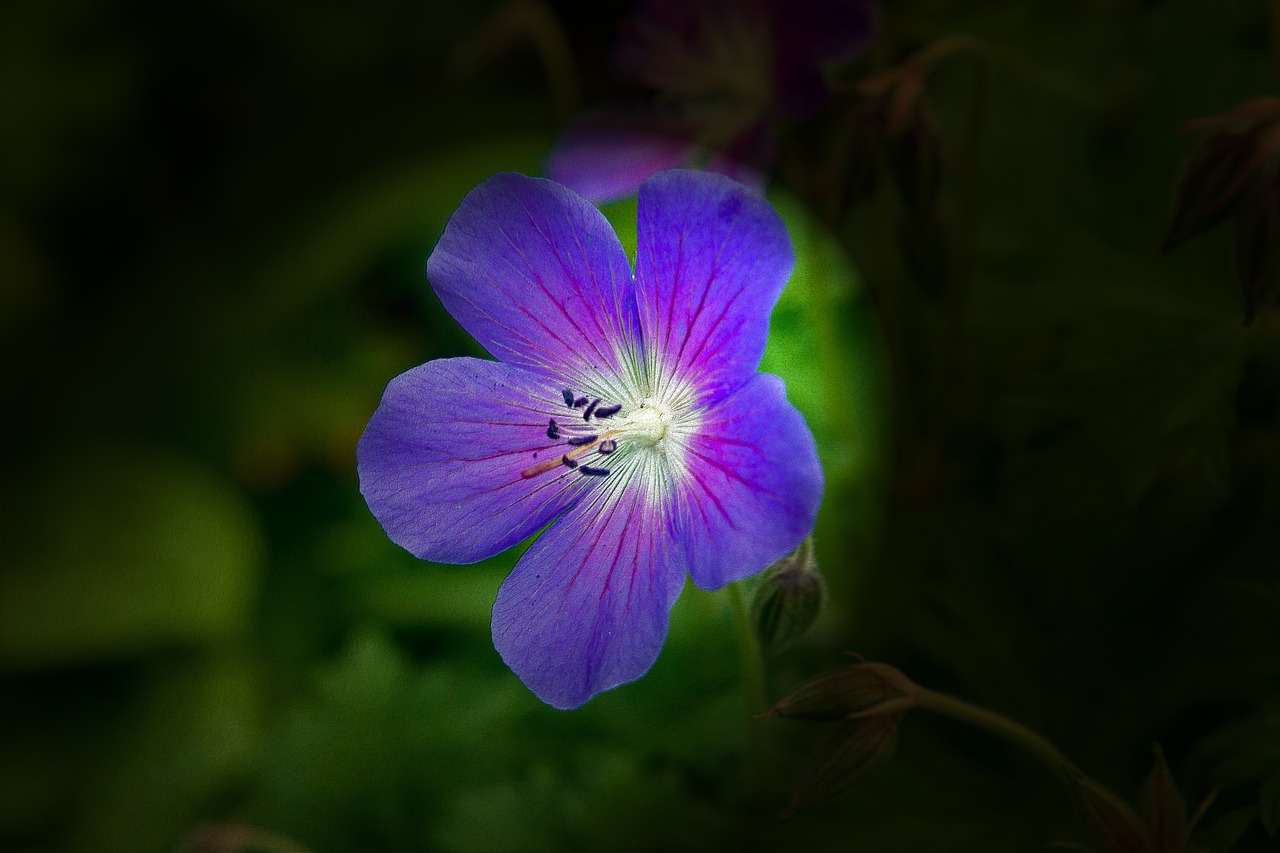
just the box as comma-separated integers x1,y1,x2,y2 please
0,446,262,668
239,629,528,852
70,653,263,853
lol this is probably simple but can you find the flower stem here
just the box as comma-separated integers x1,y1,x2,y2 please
912,687,1081,781
727,580,772,799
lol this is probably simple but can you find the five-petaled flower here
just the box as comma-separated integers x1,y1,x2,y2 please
357,168,823,708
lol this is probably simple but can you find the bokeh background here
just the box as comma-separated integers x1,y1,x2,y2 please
2,1,1279,851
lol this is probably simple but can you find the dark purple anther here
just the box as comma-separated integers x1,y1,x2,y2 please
546,419,560,439
562,389,575,406
573,396,588,408
594,403,622,419
578,465,610,477
561,454,579,469
566,435,597,446
583,399,600,421
598,439,616,455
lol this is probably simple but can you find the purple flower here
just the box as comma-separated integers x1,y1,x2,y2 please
547,0,879,203
357,169,823,708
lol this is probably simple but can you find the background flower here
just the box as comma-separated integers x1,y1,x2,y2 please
547,0,879,201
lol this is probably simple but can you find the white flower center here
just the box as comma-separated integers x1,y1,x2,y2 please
621,403,668,448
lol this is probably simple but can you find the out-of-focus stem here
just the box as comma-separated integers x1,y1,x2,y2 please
727,581,773,799
913,687,1081,781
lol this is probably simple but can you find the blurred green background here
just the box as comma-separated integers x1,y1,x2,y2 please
2,1,1279,851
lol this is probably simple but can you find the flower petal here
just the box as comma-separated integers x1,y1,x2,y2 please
426,172,640,386
675,373,822,590
546,115,699,204
357,357,598,563
635,169,794,404
491,476,685,708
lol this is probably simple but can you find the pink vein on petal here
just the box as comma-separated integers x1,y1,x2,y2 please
512,194,620,372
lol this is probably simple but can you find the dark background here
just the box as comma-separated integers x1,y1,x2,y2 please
1,1,1278,851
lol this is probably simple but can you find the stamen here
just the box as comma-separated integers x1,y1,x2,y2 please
583,399,600,421
573,396,588,408
546,419,559,439
566,435,597,446
598,439,616,455
579,465,610,477
594,403,622,419
562,389,575,407
519,427,621,478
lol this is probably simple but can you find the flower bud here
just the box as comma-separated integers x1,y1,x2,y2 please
783,714,901,817
1232,176,1280,326
1164,97,1280,327
1138,743,1188,852
1068,771,1151,853
763,660,916,721
1162,97,1280,254
750,537,825,656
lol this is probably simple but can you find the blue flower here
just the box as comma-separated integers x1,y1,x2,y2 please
357,169,822,708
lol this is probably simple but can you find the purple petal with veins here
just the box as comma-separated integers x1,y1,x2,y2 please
635,169,794,404
357,357,596,563
426,172,640,385
675,373,822,590
492,475,685,709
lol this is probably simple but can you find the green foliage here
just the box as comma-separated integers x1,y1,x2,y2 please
0,447,262,667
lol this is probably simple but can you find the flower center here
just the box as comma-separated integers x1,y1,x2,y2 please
518,383,697,483
621,403,667,448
